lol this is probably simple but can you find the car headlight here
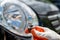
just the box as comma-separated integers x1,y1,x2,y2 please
0,0,38,37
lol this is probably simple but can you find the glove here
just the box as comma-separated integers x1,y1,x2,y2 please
25,26,48,40
33,26,60,40
25,26,60,40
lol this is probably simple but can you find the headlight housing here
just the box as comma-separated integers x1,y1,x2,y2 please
0,0,38,37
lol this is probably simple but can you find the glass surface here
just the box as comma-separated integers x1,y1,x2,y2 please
2,3,38,36
3,4,26,33
0,0,3,3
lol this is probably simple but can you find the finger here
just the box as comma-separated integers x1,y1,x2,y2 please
31,29,48,40
33,29,48,37
40,27,52,32
34,26,50,31
25,28,30,34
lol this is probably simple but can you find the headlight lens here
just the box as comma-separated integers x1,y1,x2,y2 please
3,4,27,33
0,1,38,36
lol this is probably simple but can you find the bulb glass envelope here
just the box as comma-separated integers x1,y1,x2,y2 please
0,0,38,37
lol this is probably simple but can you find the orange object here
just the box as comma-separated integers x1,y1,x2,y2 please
25,26,48,40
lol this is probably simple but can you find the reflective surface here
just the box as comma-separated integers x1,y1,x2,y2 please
0,0,3,3
3,4,26,33
0,0,38,36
